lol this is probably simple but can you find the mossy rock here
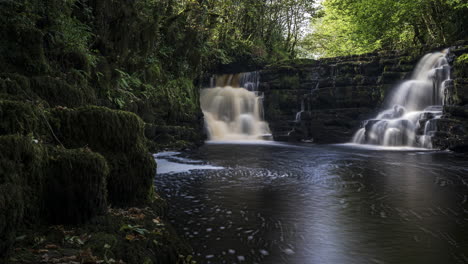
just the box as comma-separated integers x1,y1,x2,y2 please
51,106,155,206
105,150,156,206
45,148,109,224
52,106,145,153
0,73,30,98
0,100,44,137
454,53,468,78
0,183,24,258
378,72,407,84
0,135,46,257
0,135,45,187
0,1,49,74
30,76,94,107
145,124,204,151
278,75,300,90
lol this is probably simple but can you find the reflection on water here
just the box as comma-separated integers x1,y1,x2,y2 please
155,143,468,264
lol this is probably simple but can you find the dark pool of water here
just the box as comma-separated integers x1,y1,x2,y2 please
154,142,468,264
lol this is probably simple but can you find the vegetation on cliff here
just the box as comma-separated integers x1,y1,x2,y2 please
303,0,468,57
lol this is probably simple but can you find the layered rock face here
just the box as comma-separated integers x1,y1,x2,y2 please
258,43,468,151
260,52,418,143
432,45,468,152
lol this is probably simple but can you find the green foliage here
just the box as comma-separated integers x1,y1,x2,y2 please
303,0,468,57
454,53,468,77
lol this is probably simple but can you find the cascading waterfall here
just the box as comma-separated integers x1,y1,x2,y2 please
352,50,451,148
201,72,272,141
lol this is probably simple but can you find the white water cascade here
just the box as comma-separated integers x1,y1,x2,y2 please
352,51,451,148
201,72,272,141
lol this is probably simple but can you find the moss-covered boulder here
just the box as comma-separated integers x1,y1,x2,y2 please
0,135,45,257
51,106,156,206
45,148,109,224
30,76,95,107
0,183,24,257
104,150,155,206
52,106,145,152
0,1,49,75
0,100,44,137
454,53,468,78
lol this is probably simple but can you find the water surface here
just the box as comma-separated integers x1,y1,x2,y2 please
155,143,468,264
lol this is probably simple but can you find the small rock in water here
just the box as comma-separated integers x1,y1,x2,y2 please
259,249,269,256
228,249,236,254
283,248,295,255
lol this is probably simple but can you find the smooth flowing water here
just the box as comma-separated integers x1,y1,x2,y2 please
353,51,451,148
155,143,468,264
201,72,271,141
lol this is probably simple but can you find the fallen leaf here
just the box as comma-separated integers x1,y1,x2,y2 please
125,234,136,241
45,244,59,249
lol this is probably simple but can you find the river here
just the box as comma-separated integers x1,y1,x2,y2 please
155,142,468,264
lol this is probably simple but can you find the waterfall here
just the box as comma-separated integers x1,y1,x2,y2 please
201,72,271,141
352,50,451,148
295,99,305,122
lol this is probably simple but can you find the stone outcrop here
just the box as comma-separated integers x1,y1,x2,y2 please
258,42,468,152
259,52,418,143
431,45,468,151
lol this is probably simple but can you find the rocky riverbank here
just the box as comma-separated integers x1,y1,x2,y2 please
0,0,202,262
258,42,468,152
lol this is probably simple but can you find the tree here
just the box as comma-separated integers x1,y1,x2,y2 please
302,0,468,57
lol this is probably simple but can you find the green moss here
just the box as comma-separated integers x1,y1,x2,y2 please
0,74,30,97
52,106,145,152
279,75,300,89
52,106,155,206
45,148,108,224
454,54,468,78
0,100,44,137
0,135,46,257
31,76,94,107
0,183,24,258
378,72,406,84
145,124,203,151
105,150,156,206
0,1,49,75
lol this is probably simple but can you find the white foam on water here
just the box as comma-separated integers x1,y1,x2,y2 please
155,152,223,175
